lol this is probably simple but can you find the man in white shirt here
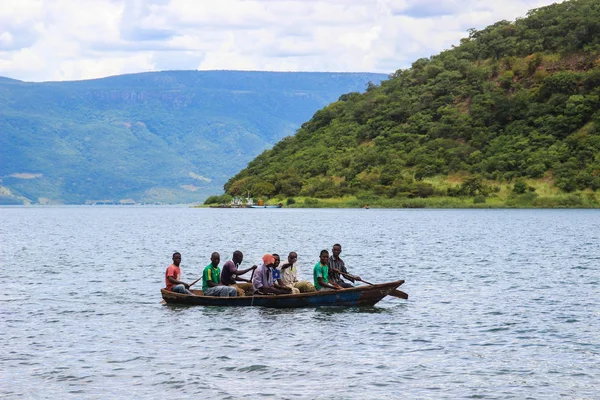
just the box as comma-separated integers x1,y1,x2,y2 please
277,251,315,293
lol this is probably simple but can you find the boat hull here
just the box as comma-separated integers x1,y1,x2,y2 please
161,280,404,308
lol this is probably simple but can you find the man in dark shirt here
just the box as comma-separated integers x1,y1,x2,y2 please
327,243,360,288
221,250,256,296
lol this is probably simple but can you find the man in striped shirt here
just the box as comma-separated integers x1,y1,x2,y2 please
327,243,361,288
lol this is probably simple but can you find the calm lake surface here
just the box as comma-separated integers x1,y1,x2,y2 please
1,207,599,399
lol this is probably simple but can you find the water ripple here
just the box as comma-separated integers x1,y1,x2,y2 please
1,207,599,399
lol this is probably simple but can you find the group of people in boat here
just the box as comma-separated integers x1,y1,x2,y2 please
164,244,362,296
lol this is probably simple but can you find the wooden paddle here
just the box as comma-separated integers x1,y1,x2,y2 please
188,276,202,288
331,268,409,300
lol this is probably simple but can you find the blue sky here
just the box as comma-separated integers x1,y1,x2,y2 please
0,0,561,82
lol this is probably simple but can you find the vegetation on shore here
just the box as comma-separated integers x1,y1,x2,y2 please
204,176,599,208
216,0,600,208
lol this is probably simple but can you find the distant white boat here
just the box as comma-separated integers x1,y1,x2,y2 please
248,204,283,209
228,193,282,208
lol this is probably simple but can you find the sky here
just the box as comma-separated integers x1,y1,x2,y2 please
0,0,561,82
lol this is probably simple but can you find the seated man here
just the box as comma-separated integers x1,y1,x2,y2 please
271,254,295,293
202,252,238,297
221,250,257,296
253,254,290,295
277,251,315,293
314,249,342,291
271,253,289,288
165,252,195,295
327,243,360,288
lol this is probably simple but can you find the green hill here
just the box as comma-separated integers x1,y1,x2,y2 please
223,0,600,208
0,70,386,204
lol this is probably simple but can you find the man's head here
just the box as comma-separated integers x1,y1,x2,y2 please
172,252,181,266
273,253,280,268
287,251,298,264
332,244,342,259
262,253,275,267
319,249,329,265
211,252,220,267
233,250,244,265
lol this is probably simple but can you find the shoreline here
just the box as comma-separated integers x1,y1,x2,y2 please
198,194,600,209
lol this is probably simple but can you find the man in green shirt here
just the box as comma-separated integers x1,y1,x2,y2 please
313,249,342,291
202,252,238,297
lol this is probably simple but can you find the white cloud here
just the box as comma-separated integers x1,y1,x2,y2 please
0,31,13,47
0,0,561,81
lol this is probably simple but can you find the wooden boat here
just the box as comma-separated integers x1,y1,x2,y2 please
247,204,283,209
161,280,405,308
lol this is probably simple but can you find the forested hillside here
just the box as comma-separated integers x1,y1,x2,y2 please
0,70,385,204
223,0,600,207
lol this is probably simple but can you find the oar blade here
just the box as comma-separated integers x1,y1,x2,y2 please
390,289,408,299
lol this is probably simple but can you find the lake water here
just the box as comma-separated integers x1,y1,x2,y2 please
1,207,599,399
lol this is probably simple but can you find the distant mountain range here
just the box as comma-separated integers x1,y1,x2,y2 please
0,70,387,204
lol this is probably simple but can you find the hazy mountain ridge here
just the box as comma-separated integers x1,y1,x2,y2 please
0,70,386,204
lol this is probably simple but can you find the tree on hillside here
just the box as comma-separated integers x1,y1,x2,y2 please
224,0,600,201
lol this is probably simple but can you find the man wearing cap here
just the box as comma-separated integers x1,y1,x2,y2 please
252,254,290,295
